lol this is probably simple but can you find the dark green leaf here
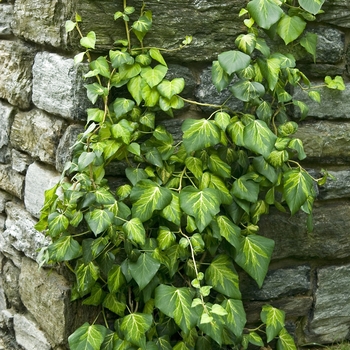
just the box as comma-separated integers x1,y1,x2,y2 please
68,323,107,350
230,79,265,102
85,209,113,236
75,261,100,297
211,61,232,92
247,0,284,29
218,50,251,75
123,218,146,246
48,236,82,262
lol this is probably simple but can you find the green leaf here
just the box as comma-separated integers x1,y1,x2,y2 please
85,209,113,236
157,226,176,250
299,0,325,15
142,83,160,107
48,236,82,262
65,20,76,32
132,14,152,42
208,154,231,179
230,79,265,102
198,311,224,346
107,265,126,293
247,0,284,29
112,98,135,119
325,75,346,91
95,188,115,205
260,305,285,342
232,177,259,203
149,48,167,66
125,167,148,186
218,50,251,75
180,187,221,232
221,299,246,337
214,112,231,131
300,32,318,62
211,61,232,92
82,284,106,306
87,108,104,123
120,313,153,348
216,215,241,249
234,234,275,288
90,56,111,78
103,293,126,316
185,157,203,179
247,332,264,346
159,95,184,112
129,253,160,290
277,328,297,350
110,50,134,68
130,180,172,222
277,15,306,45
283,169,314,215
85,83,108,104
141,65,168,88
48,212,69,237
235,33,257,54
68,323,107,350
160,193,181,226
80,31,96,49
205,254,241,299
252,156,278,184
288,138,307,160
119,63,141,80
76,261,100,297
127,75,143,105
243,120,277,157
157,78,185,99
308,90,321,103
123,218,146,246
182,119,221,153
146,147,164,167
154,285,197,334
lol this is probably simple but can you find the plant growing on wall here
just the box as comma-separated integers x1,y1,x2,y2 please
36,0,344,349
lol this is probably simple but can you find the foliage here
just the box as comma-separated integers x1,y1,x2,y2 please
37,0,344,349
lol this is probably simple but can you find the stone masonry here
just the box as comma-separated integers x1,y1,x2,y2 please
0,0,350,348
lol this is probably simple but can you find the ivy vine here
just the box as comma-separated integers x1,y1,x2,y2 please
36,0,345,349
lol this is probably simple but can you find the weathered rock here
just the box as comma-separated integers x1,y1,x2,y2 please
318,0,350,29
13,313,51,350
2,261,23,311
295,120,350,162
259,201,350,260
2,202,50,262
317,167,350,200
0,101,14,164
304,264,350,344
32,52,90,120
240,265,311,300
297,63,345,79
0,165,24,199
24,162,61,219
0,4,13,36
0,191,12,213
11,150,32,174
10,109,67,165
0,40,36,109
19,257,71,347
56,124,84,172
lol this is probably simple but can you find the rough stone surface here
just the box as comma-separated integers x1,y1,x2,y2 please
24,162,61,218
304,264,350,343
10,109,67,165
0,40,36,109
0,101,14,164
0,4,13,36
318,168,350,200
32,52,90,120
19,257,71,347
318,0,350,28
11,150,32,174
0,165,24,199
0,191,12,213
13,313,51,350
3,202,50,262
2,261,23,311
259,201,350,260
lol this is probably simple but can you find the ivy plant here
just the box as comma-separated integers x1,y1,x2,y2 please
36,0,344,349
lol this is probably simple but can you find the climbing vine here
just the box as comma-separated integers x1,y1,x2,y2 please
36,0,344,349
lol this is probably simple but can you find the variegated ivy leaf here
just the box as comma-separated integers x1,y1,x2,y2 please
247,0,284,30
157,226,176,250
160,193,181,226
232,177,259,203
75,261,100,297
103,293,126,316
180,186,221,232
130,179,172,222
299,0,325,15
300,32,318,63
68,323,107,350
110,50,134,68
185,157,203,179
260,304,285,342
216,215,241,250
47,236,82,262
234,234,275,288
221,299,246,337
235,33,257,55
257,56,281,91
90,56,111,78
218,50,251,75
127,75,143,105
48,212,69,237
107,265,126,293
85,209,113,236
214,112,231,131
122,217,146,246
230,79,265,102
112,98,135,119
119,63,141,80
211,60,232,93
277,327,297,350
141,65,168,88
157,78,185,99
277,14,306,45
182,119,221,153
198,311,225,346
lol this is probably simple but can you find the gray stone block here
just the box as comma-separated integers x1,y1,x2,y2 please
32,52,90,120
0,100,14,164
11,149,32,174
11,109,67,165
0,3,13,36
0,40,36,109
24,162,60,219
318,0,350,28
0,165,24,199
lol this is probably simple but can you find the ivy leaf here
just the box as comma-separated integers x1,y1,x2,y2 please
208,154,231,179
160,193,182,226
48,212,69,237
85,83,108,104
230,80,265,102
127,75,143,105
157,226,176,250
243,120,277,158
141,65,168,88
234,234,275,288
218,50,251,75
185,157,203,179
48,236,82,262
107,265,126,293
95,188,115,205
154,285,197,334
247,0,284,30
149,48,167,66
75,261,100,297
232,177,259,203
283,169,314,215
235,33,257,55
216,215,241,249
300,32,318,62
142,83,160,106
257,57,281,91
288,139,307,160
129,253,160,290
122,218,146,246
120,313,153,348
80,31,96,49
277,15,306,45
299,0,325,15
277,328,297,350
85,209,113,236
157,78,185,99
198,311,224,346
110,50,134,68
221,299,246,337
103,293,126,316
205,254,241,299
68,323,107,350
180,187,221,232
132,14,152,42
119,63,141,80
252,156,278,184
211,61,232,92
130,180,172,222
125,167,148,186
260,305,285,342
182,119,221,153
324,75,346,91
112,98,135,119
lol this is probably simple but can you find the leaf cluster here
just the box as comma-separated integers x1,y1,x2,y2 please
36,1,343,349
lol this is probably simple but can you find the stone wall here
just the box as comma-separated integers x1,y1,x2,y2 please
0,0,349,348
